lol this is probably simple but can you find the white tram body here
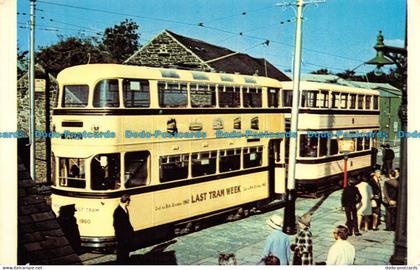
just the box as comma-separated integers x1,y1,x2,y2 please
281,81,380,193
51,64,287,248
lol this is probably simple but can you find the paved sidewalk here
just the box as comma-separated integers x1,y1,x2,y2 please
83,189,395,265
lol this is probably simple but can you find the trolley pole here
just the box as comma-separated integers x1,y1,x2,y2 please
29,0,36,181
277,0,325,235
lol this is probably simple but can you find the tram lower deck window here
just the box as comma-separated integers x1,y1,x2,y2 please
59,158,86,188
91,154,120,190
160,154,189,182
300,135,318,157
191,151,217,177
243,147,263,168
219,148,241,172
124,151,150,188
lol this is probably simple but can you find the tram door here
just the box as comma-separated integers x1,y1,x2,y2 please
269,139,286,196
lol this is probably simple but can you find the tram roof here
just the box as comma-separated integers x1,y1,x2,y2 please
280,80,380,95
57,64,282,87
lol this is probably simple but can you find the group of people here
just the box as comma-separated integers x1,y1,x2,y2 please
260,213,355,265
342,167,400,236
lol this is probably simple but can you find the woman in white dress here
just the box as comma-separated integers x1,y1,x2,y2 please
356,176,373,231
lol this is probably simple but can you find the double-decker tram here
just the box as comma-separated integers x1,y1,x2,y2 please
51,64,287,249
281,81,380,196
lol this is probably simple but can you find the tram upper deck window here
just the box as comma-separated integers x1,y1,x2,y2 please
160,154,189,182
282,90,293,107
219,148,241,172
93,79,119,107
365,95,372,110
243,146,263,168
301,90,318,108
243,87,262,107
158,82,187,107
123,79,150,107
268,88,280,108
340,93,348,109
62,85,89,107
349,94,357,109
317,90,329,108
191,151,217,177
59,158,86,188
357,95,364,109
331,92,339,108
373,96,379,110
124,151,150,188
191,84,216,107
91,153,120,190
300,134,318,157
218,86,240,107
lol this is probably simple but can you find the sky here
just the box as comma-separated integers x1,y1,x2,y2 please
16,0,406,75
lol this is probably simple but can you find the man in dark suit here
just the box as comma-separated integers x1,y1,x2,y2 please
341,178,362,236
383,169,399,230
382,144,395,175
113,194,134,264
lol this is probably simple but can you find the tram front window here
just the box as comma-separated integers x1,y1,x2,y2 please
91,153,120,190
59,158,86,188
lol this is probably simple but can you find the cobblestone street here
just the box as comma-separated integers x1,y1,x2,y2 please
81,189,395,265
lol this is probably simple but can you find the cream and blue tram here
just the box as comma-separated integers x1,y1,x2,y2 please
51,64,287,249
280,81,380,195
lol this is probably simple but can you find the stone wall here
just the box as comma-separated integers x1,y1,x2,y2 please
17,74,58,183
127,31,209,71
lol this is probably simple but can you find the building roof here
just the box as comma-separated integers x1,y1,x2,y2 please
18,157,81,265
126,30,291,81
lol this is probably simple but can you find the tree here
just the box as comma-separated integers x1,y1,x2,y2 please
336,69,356,80
310,68,330,75
36,36,115,76
102,19,140,63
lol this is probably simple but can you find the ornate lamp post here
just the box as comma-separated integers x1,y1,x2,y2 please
366,30,407,265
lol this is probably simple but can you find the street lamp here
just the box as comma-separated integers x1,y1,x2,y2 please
366,30,407,265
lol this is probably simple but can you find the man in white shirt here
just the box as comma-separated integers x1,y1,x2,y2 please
326,225,355,265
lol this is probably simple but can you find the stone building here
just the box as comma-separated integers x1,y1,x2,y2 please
17,64,58,183
124,30,290,81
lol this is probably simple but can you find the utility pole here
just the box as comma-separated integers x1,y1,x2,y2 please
29,0,36,180
276,0,325,234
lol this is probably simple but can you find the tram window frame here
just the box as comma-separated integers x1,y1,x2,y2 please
340,93,348,109
122,79,150,108
62,85,89,108
373,96,379,110
357,95,364,109
282,90,293,107
58,157,86,189
268,88,280,108
299,135,318,158
317,90,329,108
190,84,216,107
331,92,340,109
243,87,262,108
159,154,189,182
93,79,120,108
91,153,121,191
365,95,372,110
301,90,318,108
124,151,150,188
218,85,240,108
243,146,263,168
158,81,188,108
191,151,217,177
349,94,357,109
219,148,241,173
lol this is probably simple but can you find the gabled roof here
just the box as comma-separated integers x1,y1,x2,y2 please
126,30,291,81
166,31,290,81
